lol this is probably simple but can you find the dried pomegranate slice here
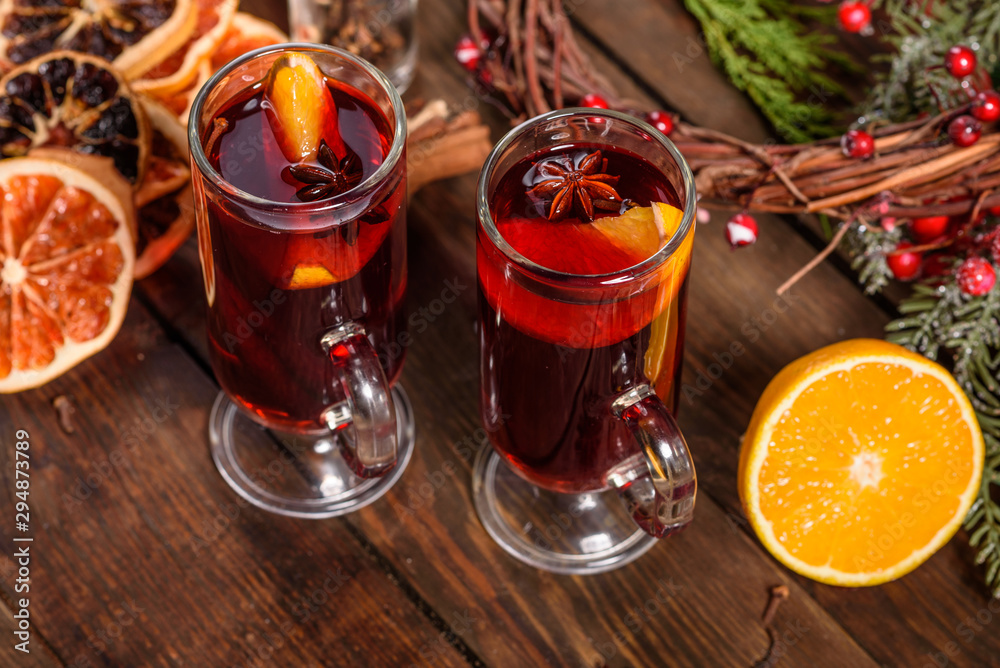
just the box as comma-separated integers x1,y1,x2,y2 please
0,153,135,392
0,0,197,79
0,51,150,186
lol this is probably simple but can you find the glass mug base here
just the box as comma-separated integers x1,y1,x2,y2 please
473,446,659,575
210,385,415,519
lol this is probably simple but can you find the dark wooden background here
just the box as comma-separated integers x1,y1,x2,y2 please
1,0,998,666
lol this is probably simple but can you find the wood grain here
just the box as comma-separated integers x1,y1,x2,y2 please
0,303,469,667
0,0,990,666
573,1,1000,666
142,0,884,665
0,603,60,667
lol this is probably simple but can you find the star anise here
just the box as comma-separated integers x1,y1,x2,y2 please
288,139,363,202
527,150,622,221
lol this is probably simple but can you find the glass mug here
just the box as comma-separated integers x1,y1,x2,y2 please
188,44,414,518
474,109,697,573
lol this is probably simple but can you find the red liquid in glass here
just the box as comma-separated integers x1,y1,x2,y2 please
478,145,690,493
202,79,406,434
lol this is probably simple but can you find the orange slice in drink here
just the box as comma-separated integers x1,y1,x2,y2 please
0,155,135,392
593,203,693,384
287,263,337,290
589,202,684,258
263,53,345,163
275,213,395,291
483,203,693,350
738,339,984,586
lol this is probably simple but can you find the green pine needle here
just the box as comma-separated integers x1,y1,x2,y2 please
683,0,848,142
865,0,1000,121
887,276,1000,598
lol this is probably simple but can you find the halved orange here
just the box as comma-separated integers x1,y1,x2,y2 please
0,154,135,392
738,339,985,586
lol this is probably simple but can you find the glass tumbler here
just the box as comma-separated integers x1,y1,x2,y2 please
188,44,413,518
474,109,698,573
288,0,419,93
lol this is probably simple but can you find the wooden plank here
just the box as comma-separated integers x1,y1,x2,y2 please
573,1,1000,666
136,1,889,666
342,137,877,668
0,303,469,667
0,602,61,667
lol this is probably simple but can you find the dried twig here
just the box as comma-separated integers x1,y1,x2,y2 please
469,0,622,120
464,0,1000,298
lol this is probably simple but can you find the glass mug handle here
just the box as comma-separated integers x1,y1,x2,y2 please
609,386,697,538
320,323,398,479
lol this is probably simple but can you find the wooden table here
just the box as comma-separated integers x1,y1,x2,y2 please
3,1,999,666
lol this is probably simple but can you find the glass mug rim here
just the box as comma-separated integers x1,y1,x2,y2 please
476,107,696,285
187,42,407,217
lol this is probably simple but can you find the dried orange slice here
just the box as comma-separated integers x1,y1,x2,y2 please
0,154,135,392
154,58,211,125
132,0,237,96
134,96,193,278
212,12,287,68
0,0,197,79
141,13,288,127
0,51,151,186
738,339,984,586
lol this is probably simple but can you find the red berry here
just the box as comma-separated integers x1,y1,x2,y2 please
454,35,481,72
841,129,875,159
991,236,1000,264
838,2,871,33
948,115,982,147
725,213,758,248
645,110,674,136
580,93,609,109
957,257,996,295
922,254,953,279
886,242,923,281
945,45,977,78
910,215,950,242
972,90,1000,123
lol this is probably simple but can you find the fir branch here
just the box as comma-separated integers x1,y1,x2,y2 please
886,276,1000,597
865,0,1000,121
846,221,901,295
682,0,848,142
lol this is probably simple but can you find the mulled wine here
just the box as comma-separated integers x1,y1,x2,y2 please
478,143,693,493
197,58,406,434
